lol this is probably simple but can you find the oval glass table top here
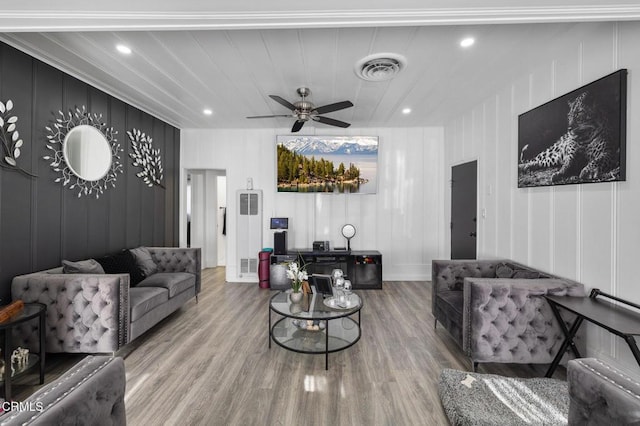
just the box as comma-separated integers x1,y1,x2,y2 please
341,223,356,239
63,125,112,181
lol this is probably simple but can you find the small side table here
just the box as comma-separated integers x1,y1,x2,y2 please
0,303,46,400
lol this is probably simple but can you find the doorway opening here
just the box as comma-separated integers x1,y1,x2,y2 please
185,169,227,269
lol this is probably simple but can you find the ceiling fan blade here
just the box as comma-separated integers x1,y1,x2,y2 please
313,101,354,115
269,95,297,111
313,116,351,128
246,115,292,119
291,120,305,132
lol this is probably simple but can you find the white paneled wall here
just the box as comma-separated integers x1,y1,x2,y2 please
181,126,445,283
444,21,640,375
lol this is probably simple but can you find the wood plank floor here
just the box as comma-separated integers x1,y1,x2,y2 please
13,267,563,425
122,267,558,426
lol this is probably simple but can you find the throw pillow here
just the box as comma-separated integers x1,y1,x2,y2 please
129,247,158,277
495,263,514,278
62,259,105,274
512,270,542,279
96,250,145,286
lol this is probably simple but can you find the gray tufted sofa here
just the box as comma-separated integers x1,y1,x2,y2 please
11,247,201,353
0,356,126,425
432,259,585,369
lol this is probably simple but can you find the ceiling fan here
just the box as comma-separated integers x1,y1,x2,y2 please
247,87,353,132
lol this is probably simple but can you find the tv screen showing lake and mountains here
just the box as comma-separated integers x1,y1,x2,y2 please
276,135,378,194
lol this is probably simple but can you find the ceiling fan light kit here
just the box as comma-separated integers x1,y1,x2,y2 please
246,87,353,132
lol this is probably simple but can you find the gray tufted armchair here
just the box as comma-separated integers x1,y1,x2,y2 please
432,259,585,370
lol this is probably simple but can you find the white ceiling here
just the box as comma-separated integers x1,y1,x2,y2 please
0,2,637,129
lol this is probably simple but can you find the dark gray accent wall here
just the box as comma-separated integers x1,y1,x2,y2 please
0,42,180,302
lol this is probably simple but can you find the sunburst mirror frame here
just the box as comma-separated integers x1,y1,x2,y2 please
127,128,165,189
44,106,123,198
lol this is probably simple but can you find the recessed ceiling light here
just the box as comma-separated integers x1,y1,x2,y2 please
116,44,132,55
203,109,213,116
402,108,412,115
460,38,475,48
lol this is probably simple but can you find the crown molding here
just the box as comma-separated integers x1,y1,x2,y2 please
1,7,639,31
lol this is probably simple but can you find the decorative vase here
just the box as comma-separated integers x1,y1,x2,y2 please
290,291,303,303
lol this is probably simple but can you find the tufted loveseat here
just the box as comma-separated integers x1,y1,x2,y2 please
432,259,585,370
11,247,200,354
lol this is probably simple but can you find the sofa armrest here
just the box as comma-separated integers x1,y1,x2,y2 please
462,277,585,364
11,273,130,353
568,358,640,425
147,247,201,294
0,356,126,425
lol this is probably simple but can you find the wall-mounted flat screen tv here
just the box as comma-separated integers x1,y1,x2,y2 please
276,135,378,194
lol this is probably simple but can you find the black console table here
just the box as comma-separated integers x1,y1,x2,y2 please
271,250,382,289
544,289,640,378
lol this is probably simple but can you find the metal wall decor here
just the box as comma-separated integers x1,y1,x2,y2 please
127,128,164,188
44,106,123,198
0,99,36,177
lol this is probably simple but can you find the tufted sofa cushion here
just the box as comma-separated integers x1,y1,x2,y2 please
129,287,169,322
137,272,195,298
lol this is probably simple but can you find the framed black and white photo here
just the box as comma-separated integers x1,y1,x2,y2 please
518,69,627,188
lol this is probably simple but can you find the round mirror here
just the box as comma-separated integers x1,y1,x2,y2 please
63,125,112,181
341,224,356,239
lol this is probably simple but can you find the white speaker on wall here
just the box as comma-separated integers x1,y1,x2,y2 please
236,189,262,279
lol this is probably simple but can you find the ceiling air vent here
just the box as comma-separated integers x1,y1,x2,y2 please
354,53,407,81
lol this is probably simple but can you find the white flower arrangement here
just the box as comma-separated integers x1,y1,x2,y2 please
286,261,308,293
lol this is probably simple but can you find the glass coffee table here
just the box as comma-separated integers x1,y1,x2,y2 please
269,290,362,369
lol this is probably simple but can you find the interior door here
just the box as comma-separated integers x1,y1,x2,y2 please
451,161,477,259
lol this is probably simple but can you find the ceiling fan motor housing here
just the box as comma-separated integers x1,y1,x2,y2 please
294,100,314,121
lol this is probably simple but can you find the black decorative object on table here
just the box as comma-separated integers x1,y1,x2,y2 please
0,303,46,401
518,69,627,187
